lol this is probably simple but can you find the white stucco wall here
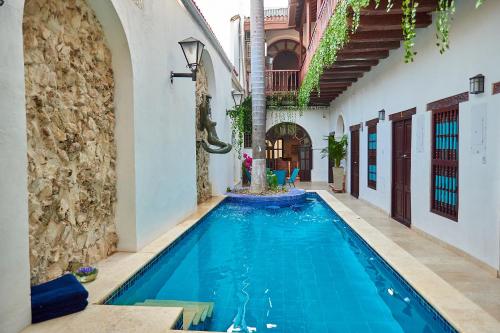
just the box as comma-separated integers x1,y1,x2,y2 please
329,1,500,270
0,0,240,331
0,3,32,333
85,0,239,250
266,109,330,182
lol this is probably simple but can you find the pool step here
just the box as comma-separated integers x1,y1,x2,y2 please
134,299,214,330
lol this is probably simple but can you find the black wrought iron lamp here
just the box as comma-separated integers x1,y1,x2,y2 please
231,90,244,107
378,109,386,121
170,37,205,83
469,74,485,94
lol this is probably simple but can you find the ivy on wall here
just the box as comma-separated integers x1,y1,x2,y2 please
298,0,486,107
227,96,252,157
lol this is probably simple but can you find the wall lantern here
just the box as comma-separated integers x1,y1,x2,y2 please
232,90,244,107
378,109,386,121
170,37,205,83
469,74,485,94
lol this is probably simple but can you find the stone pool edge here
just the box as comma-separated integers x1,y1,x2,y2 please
23,196,227,333
314,190,500,333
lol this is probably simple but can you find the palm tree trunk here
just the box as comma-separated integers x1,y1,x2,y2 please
250,0,267,193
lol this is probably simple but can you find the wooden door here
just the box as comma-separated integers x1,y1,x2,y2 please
350,129,360,198
298,145,312,181
392,119,412,226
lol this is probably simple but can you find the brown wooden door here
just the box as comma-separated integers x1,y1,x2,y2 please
298,145,312,181
350,129,360,198
392,119,412,226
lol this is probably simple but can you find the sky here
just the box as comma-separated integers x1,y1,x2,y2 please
195,0,289,58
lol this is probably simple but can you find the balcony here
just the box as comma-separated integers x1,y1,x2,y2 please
297,0,437,105
299,0,339,83
265,70,299,95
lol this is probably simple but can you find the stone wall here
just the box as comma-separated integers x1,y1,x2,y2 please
23,0,117,284
195,64,212,203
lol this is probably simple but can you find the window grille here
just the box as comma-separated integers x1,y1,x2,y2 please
431,106,459,221
367,125,377,189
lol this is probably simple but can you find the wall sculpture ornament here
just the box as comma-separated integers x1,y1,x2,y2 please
198,95,232,154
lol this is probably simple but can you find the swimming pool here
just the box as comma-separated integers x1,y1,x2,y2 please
105,193,456,333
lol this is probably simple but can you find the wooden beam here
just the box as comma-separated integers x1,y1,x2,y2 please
319,77,358,83
325,66,372,73
321,72,364,79
334,59,379,67
389,107,417,121
314,90,346,95
337,50,389,60
342,41,401,52
350,30,403,42
426,92,469,111
356,13,432,31
314,88,347,93
316,82,351,87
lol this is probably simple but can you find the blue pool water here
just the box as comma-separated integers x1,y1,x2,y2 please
107,194,456,333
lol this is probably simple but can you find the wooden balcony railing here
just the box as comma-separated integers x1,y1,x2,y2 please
265,70,300,94
300,0,339,82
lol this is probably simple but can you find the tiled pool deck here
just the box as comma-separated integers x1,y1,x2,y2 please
22,189,500,333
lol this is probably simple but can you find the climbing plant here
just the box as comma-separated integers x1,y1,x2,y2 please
227,96,252,157
436,0,456,55
402,0,418,62
298,0,486,107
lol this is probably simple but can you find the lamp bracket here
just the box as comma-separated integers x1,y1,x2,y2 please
170,70,197,84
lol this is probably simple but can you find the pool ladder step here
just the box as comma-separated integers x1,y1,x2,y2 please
134,299,214,330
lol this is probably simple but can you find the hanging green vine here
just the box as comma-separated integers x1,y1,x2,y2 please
402,0,418,62
436,0,455,54
227,96,252,157
298,0,487,107
298,0,351,106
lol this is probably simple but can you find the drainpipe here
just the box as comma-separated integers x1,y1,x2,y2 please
230,14,247,94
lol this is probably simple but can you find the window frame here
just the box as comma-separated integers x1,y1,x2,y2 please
243,132,252,148
365,118,378,190
430,106,459,222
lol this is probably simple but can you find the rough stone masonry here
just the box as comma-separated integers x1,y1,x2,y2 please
196,63,212,203
23,0,117,284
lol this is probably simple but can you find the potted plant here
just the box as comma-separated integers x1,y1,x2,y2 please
321,135,348,192
73,266,98,283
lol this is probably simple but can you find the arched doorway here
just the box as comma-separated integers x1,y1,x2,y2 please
336,114,345,138
266,123,312,181
328,114,346,183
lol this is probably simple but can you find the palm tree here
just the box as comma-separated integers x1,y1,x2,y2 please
250,0,267,193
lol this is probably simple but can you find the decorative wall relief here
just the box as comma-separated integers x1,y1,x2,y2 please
23,0,118,284
198,95,232,154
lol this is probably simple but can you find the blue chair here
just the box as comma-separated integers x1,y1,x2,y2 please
273,170,286,186
287,168,300,187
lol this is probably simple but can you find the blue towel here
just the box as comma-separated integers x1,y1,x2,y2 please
31,274,89,323
32,300,88,323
